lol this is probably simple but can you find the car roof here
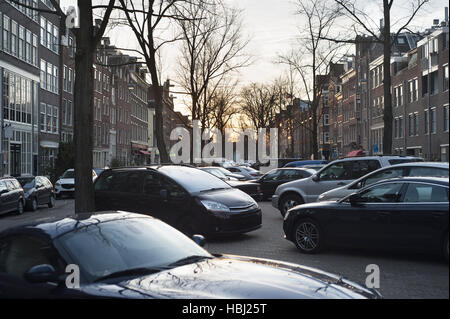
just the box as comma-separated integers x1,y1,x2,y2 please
372,176,449,187
334,155,422,162
0,211,152,240
387,162,449,168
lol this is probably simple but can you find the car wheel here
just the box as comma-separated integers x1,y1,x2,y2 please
280,194,303,217
17,200,24,215
48,195,55,208
30,198,38,211
293,218,323,254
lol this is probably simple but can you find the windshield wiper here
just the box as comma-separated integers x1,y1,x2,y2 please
168,255,213,267
94,266,170,282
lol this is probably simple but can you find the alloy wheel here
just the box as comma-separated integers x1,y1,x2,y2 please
295,221,320,253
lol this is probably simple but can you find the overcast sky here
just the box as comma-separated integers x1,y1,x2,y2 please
61,0,447,113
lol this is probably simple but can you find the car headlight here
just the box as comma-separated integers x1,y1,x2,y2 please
200,200,230,213
55,181,61,187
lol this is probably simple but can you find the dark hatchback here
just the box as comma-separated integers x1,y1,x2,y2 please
257,168,315,199
283,177,449,261
0,178,25,216
94,165,262,236
16,176,55,211
0,212,381,299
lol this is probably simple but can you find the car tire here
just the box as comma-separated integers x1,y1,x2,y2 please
17,200,24,215
292,218,324,254
280,193,304,217
48,195,55,208
443,232,449,263
30,197,38,211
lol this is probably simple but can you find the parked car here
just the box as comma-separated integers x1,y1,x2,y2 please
94,165,262,236
199,166,237,181
226,166,262,180
283,177,449,261
258,168,316,200
0,178,25,216
213,166,247,180
54,169,98,198
284,160,329,168
301,164,326,172
318,162,449,201
199,167,263,200
272,155,424,216
16,176,55,211
0,211,382,299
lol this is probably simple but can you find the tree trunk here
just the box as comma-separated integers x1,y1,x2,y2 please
73,1,95,213
382,0,393,155
147,51,169,163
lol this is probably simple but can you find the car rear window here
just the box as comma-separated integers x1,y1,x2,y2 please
388,158,423,165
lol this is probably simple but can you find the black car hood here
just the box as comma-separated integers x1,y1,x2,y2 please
195,188,255,207
80,255,380,299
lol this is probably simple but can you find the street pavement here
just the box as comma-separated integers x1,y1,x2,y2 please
0,198,448,299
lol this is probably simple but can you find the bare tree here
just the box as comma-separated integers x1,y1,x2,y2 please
9,0,116,213
323,0,429,155
208,80,238,136
116,0,200,163
279,0,345,159
175,0,251,129
239,83,277,129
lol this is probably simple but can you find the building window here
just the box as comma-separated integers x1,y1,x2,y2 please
2,70,33,124
444,65,449,92
431,108,436,134
444,105,449,132
40,16,59,54
40,103,59,134
3,15,10,53
408,78,418,103
40,60,58,94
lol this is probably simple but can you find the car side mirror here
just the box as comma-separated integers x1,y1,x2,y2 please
160,189,168,199
192,234,206,247
312,175,319,182
348,193,363,205
24,264,58,284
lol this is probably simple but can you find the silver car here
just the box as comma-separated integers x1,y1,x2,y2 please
272,155,423,216
226,166,261,180
318,162,449,202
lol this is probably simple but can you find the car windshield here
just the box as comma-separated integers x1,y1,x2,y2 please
61,170,75,179
55,217,212,283
17,177,35,188
204,168,228,179
242,167,258,173
159,166,231,193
